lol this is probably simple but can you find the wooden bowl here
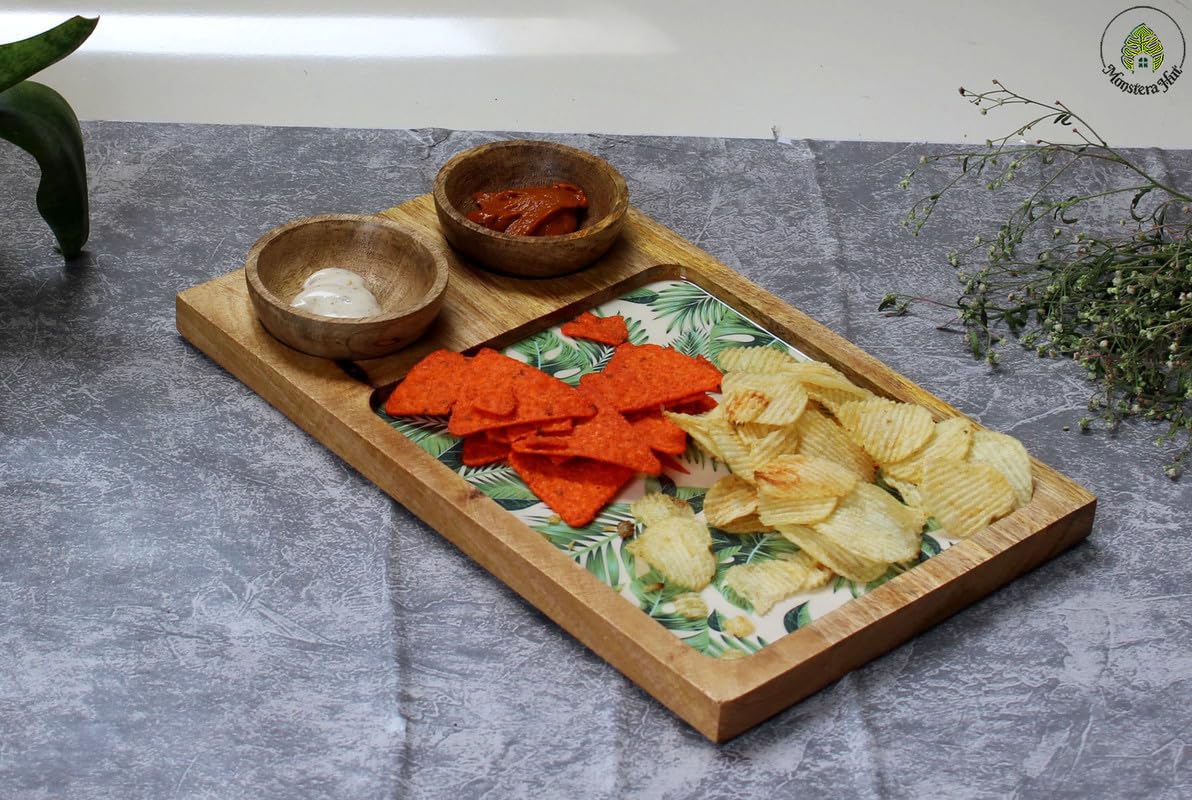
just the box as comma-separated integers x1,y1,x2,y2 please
433,139,629,277
244,213,449,360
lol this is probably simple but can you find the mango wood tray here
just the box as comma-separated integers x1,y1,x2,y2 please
175,194,1096,742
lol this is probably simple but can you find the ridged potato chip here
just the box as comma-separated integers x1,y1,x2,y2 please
794,407,876,483
920,460,1015,537
666,406,752,474
836,397,935,464
805,385,874,415
755,381,809,426
785,363,872,402
723,385,771,425
757,493,838,527
755,454,859,499
777,524,889,584
665,406,727,462
967,430,1033,507
720,347,868,396
745,424,802,476
720,372,810,426
883,475,924,509
704,412,755,478
882,416,976,483
718,346,799,373
735,421,779,447
626,515,716,590
630,492,695,527
703,474,758,528
722,552,832,614
812,483,924,564
848,481,928,532
714,514,775,534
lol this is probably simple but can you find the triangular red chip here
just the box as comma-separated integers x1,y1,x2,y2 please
384,350,471,416
449,404,518,436
620,392,719,416
576,371,620,408
455,348,519,417
511,367,598,422
462,433,510,467
540,418,574,435
561,311,629,346
627,410,688,455
486,423,541,444
667,394,719,415
512,405,661,475
448,349,596,436
603,343,722,385
581,344,722,414
509,452,635,528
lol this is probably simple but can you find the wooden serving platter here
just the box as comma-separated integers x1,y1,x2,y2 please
176,194,1096,742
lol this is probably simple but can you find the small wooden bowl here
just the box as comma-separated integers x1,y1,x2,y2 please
433,139,629,277
245,213,449,360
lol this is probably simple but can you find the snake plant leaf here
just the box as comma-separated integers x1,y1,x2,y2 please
0,16,98,94
0,80,89,257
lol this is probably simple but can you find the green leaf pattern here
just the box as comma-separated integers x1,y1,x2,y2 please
375,279,957,657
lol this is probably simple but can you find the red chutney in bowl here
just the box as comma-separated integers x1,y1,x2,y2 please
466,182,588,236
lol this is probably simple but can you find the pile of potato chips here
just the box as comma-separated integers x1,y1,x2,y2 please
634,345,1035,615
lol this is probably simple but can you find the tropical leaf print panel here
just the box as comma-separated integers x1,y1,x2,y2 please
376,280,956,657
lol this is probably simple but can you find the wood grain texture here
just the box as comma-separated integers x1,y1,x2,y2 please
176,193,1096,743
244,213,449,360
433,140,628,277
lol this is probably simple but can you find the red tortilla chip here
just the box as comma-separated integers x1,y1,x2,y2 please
603,344,722,384
561,311,629,346
384,349,471,416
448,349,596,436
625,392,718,416
486,423,541,444
449,404,518,437
462,434,510,467
456,348,519,417
473,385,516,416
627,410,688,455
667,394,718,415
583,344,722,414
509,452,635,528
576,371,620,408
540,418,574,435
512,405,661,475
511,367,598,420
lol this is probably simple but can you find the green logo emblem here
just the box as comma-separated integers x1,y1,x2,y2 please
1122,22,1165,72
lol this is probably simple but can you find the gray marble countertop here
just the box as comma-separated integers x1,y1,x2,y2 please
2,123,1189,799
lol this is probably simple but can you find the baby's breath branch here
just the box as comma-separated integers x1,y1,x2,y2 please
886,80,1192,478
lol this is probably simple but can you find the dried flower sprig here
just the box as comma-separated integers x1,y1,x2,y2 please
883,80,1192,478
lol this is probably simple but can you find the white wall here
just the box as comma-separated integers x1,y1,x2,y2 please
7,1,1192,146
